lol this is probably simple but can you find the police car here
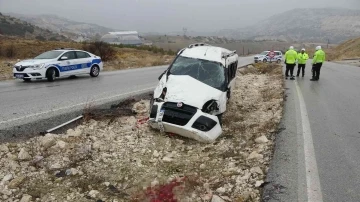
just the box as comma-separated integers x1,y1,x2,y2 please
254,51,283,63
13,48,103,82
149,43,239,143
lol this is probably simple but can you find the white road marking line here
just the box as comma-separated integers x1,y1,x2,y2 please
0,87,154,125
294,80,323,202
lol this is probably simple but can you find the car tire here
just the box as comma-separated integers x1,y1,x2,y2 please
263,59,267,63
277,59,281,63
46,68,56,82
90,65,100,77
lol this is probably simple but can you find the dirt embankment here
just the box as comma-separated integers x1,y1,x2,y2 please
0,63,284,202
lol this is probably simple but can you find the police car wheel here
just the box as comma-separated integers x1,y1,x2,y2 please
263,59,267,63
46,68,56,82
90,66,100,77
277,59,281,63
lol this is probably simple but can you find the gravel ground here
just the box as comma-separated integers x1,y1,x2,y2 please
0,63,284,202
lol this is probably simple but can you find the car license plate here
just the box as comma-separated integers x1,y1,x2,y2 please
15,74,24,79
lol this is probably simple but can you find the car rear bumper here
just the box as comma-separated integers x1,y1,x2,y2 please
148,102,222,143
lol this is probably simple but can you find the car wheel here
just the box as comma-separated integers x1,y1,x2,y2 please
90,65,100,77
263,59,267,63
23,78,31,82
46,68,56,82
277,59,281,63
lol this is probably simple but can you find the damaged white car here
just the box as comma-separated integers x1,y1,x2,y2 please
148,43,239,142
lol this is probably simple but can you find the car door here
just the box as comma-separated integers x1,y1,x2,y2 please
75,51,93,74
58,51,81,76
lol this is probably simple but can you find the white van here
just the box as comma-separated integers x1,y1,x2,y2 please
148,43,239,142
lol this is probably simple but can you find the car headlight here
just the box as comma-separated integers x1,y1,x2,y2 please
32,63,45,70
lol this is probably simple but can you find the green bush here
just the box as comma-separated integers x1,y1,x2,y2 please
83,41,116,61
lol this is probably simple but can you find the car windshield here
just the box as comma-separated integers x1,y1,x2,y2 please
169,56,226,91
34,51,64,59
260,51,269,55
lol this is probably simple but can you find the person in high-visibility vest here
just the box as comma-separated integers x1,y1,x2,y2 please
284,46,298,80
296,48,309,77
311,46,326,81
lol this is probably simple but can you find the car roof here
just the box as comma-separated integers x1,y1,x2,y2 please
180,45,237,65
52,49,88,52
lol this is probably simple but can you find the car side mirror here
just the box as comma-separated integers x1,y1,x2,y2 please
60,56,68,60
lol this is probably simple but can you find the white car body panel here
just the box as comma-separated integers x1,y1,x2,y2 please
154,75,226,113
150,44,239,142
149,102,223,143
12,50,103,81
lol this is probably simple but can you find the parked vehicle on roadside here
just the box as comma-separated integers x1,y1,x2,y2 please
148,43,239,142
254,51,283,63
13,48,103,82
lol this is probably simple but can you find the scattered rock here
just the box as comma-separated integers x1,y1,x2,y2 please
19,194,32,202
200,164,206,169
212,195,226,202
0,144,9,153
255,135,269,144
152,150,160,158
56,140,67,149
255,180,264,187
151,179,159,187
2,174,13,183
8,175,26,189
88,190,100,198
41,134,56,149
247,151,263,160
18,148,31,160
29,155,44,167
50,162,62,170
104,182,110,187
216,187,226,194
250,167,263,175
67,128,82,137
132,100,150,114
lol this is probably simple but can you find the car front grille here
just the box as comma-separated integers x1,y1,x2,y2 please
14,66,29,72
161,102,197,126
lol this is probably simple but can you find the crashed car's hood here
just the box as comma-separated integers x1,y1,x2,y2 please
164,75,223,109
15,59,53,66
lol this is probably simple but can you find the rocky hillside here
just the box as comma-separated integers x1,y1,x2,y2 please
0,13,67,41
7,13,114,41
218,8,360,43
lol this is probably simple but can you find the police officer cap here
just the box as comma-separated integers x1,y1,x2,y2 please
316,46,322,50
289,46,294,50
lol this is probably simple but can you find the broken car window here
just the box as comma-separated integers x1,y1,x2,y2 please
169,56,226,91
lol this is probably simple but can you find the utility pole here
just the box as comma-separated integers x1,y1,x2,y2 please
327,39,330,49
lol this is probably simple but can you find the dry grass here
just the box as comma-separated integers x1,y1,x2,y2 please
332,37,360,60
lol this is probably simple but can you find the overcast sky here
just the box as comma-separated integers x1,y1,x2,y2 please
0,0,359,33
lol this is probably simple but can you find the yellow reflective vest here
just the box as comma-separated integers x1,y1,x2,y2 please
297,52,309,64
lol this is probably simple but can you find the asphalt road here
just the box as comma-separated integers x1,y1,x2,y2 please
0,56,254,140
264,61,360,202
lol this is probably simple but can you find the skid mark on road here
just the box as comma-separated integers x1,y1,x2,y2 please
294,80,323,202
0,87,154,125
